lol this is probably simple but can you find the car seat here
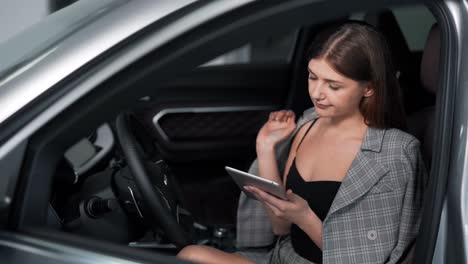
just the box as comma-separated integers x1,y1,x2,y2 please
397,23,440,264
364,8,412,77
365,9,436,115
407,23,440,170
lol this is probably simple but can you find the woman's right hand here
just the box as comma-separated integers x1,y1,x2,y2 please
256,110,296,154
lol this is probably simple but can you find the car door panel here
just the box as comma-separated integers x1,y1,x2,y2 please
136,63,290,163
133,63,291,225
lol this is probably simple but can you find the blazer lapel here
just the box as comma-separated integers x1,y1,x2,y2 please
326,127,389,217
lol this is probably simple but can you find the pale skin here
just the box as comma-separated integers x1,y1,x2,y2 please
177,58,375,263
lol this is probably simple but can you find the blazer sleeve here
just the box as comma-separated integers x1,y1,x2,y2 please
235,136,294,248
235,110,313,248
235,160,276,248
386,138,428,263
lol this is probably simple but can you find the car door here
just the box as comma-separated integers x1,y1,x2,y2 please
131,32,299,225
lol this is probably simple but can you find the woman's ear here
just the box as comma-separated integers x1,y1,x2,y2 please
363,84,374,98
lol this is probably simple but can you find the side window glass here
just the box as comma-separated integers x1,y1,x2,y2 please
392,6,436,51
350,6,435,52
201,30,298,66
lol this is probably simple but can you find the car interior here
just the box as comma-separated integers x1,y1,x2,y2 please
18,2,440,260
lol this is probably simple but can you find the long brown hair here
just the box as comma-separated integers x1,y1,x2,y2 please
306,22,406,130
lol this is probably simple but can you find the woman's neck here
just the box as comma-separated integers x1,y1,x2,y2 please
319,111,367,136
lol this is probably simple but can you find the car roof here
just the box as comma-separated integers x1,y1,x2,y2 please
0,0,254,125
0,0,189,125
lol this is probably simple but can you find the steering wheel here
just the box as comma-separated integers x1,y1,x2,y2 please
115,113,191,248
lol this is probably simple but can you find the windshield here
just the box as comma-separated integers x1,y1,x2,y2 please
0,0,127,87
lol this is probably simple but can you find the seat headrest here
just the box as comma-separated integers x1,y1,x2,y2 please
364,9,411,73
420,23,440,95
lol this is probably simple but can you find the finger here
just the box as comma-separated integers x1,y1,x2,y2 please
244,186,264,201
248,186,274,201
263,201,283,217
278,110,288,122
248,189,280,212
249,186,288,208
286,189,305,205
246,185,266,196
280,110,291,123
271,111,282,122
275,110,283,121
276,110,294,123
247,188,283,213
286,189,296,201
269,112,276,122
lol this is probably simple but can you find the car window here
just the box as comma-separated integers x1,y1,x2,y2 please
392,6,435,51
202,30,298,66
351,5,435,51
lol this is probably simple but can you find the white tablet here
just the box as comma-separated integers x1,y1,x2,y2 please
225,166,287,200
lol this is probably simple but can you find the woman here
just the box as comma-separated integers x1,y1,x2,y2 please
178,22,427,264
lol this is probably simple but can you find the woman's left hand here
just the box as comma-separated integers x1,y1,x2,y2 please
244,185,312,226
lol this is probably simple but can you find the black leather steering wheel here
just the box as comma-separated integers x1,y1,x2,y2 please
115,113,191,248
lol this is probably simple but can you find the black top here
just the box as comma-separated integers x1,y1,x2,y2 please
284,119,341,263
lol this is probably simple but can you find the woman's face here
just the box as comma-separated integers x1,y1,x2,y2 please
307,58,373,119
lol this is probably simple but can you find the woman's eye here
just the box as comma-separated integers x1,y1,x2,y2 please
329,85,340,90
308,74,317,80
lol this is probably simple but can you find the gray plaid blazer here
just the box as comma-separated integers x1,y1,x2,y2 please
236,108,427,263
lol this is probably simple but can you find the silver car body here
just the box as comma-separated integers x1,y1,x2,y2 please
0,0,466,263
